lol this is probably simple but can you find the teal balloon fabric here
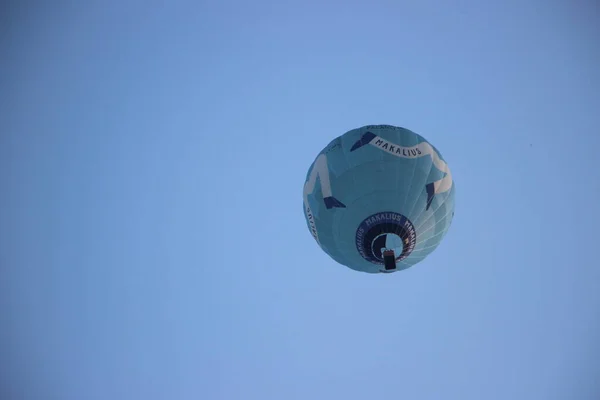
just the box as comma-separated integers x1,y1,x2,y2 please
303,125,455,273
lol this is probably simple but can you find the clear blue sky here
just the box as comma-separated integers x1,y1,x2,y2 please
2,1,599,399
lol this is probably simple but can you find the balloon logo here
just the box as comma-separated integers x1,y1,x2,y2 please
303,125,455,273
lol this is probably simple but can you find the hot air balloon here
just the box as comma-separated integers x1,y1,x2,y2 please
303,124,455,273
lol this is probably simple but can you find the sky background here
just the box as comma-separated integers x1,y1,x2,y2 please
1,1,600,399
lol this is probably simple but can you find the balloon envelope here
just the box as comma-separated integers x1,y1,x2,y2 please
302,124,455,273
